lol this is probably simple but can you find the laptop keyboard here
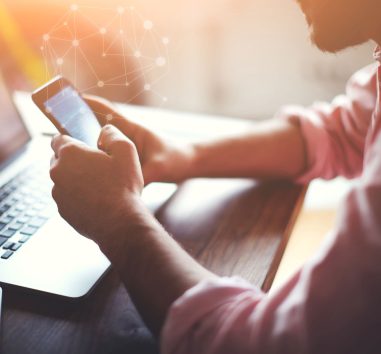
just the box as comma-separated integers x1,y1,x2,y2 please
0,164,54,260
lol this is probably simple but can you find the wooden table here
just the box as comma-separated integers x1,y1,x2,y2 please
1,178,305,354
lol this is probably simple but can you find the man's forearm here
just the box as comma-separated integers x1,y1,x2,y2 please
101,198,216,336
187,119,306,180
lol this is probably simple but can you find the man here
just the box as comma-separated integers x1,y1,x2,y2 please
50,0,381,352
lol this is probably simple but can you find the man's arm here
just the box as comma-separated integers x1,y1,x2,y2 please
85,97,307,183
105,198,217,336
189,119,306,179
85,63,377,185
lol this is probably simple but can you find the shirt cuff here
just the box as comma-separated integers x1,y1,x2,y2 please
160,276,263,354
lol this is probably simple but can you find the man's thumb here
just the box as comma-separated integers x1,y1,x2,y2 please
98,125,136,158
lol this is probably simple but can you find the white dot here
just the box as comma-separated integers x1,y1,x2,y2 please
97,81,105,88
162,37,170,45
156,57,166,67
40,46,44,51
129,6,135,10
70,4,78,11
125,82,130,87
162,97,168,102
56,58,64,66
144,84,151,91
117,6,125,14
143,20,153,30
72,39,79,47
43,34,50,41
119,29,124,35
106,114,113,121
45,107,52,114
64,22,68,26
102,53,106,57
134,50,141,58
100,27,107,35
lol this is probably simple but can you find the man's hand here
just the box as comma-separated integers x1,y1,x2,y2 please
50,124,144,253
84,95,195,185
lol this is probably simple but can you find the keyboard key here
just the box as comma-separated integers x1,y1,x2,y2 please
0,229,16,238
0,215,14,224
0,205,10,215
11,193,23,201
24,197,36,205
0,236,8,247
25,210,37,217
8,222,24,231
0,222,6,231
6,210,20,219
8,197,19,205
15,204,27,212
0,190,7,201
2,242,14,250
16,215,30,224
29,216,48,228
20,226,38,236
1,250,13,259
10,243,21,252
18,235,30,243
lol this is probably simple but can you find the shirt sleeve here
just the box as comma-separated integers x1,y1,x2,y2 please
161,131,381,354
276,63,378,183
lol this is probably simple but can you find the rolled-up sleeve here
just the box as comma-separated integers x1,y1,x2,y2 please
277,63,377,183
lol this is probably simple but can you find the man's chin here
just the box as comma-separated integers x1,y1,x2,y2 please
311,33,346,53
310,28,367,53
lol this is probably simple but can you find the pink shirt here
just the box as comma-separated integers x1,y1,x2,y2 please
160,52,381,354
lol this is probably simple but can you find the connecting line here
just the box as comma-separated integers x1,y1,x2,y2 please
39,3,171,105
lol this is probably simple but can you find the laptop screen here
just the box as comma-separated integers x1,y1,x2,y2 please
0,76,30,166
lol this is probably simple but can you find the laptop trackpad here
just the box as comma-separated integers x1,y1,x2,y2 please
0,216,110,298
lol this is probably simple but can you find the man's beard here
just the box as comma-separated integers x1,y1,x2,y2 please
299,0,370,53
310,21,367,53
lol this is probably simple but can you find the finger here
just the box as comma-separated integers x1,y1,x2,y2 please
83,93,145,136
50,154,57,167
142,164,156,185
83,94,120,126
83,95,143,143
51,134,88,158
51,185,59,203
51,134,73,157
108,115,141,140
98,125,136,159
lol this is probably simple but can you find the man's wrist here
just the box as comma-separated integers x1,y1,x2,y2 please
177,143,199,181
96,194,151,260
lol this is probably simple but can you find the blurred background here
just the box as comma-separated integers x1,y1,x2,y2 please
0,0,374,120
0,0,373,285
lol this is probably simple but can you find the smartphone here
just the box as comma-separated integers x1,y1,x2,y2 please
32,76,101,148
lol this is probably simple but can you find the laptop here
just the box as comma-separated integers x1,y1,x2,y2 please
0,75,111,299
1,71,252,299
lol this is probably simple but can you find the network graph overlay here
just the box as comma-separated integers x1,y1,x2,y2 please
40,3,170,104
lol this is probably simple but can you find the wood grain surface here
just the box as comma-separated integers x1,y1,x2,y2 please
1,178,305,354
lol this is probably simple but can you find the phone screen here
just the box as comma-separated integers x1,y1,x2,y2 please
43,85,101,148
